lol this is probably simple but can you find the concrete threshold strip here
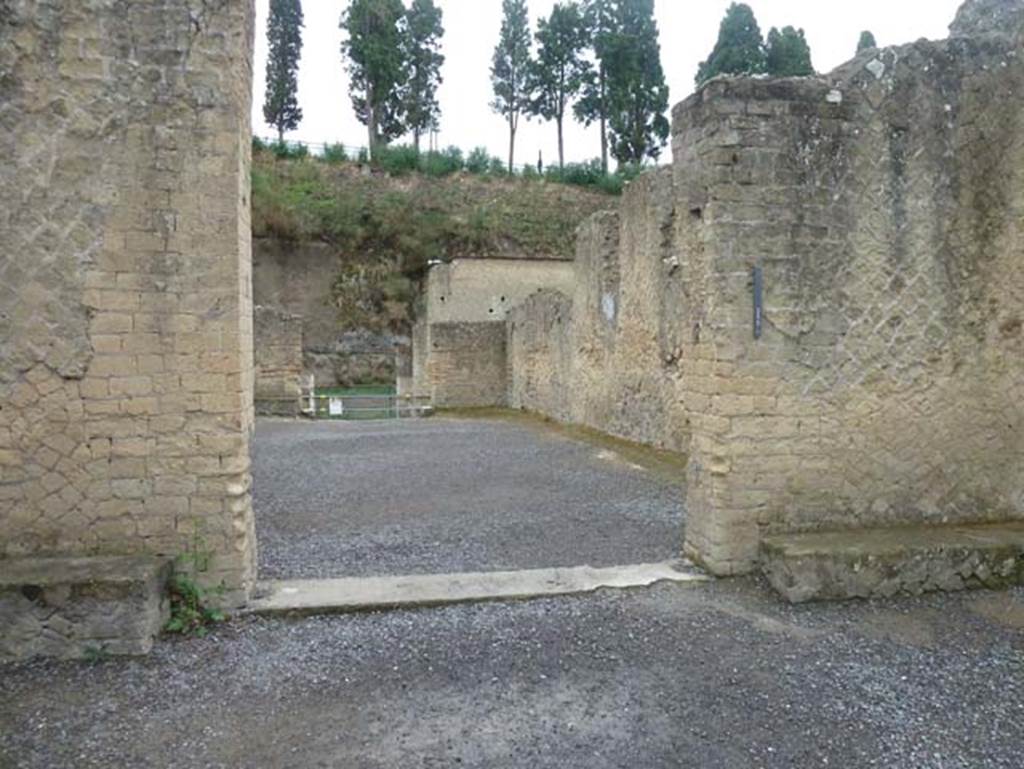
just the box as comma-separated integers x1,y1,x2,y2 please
247,560,709,616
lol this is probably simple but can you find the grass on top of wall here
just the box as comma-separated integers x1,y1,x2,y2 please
250,146,617,279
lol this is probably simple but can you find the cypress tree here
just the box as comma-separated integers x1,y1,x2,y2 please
575,0,616,173
857,30,878,52
342,0,408,156
403,0,445,152
528,2,589,170
696,3,766,86
263,0,304,143
765,26,814,77
604,0,669,165
491,0,533,174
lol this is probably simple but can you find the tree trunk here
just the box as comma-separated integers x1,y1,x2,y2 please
277,125,284,144
413,130,421,153
599,69,608,173
557,115,565,170
508,115,516,175
367,83,377,160
600,114,607,173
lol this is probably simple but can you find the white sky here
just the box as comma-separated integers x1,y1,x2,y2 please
252,0,963,166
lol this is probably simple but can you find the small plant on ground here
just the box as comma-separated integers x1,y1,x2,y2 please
164,523,226,638
83,645,111,664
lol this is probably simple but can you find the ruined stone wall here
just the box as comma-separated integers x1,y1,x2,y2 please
678,16,1024,573
425,259,575,324
414,258,575,407
253,306,303,417
253,238,400,387
506,0,1024,576
507,290,574,422
507,173,692,454
426,323,508,408
0,1,257,601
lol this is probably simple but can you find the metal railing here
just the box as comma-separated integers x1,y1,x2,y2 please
302,393,433,421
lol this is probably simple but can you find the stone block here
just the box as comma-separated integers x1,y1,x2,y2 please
0,556,173,660
762,523,1024,603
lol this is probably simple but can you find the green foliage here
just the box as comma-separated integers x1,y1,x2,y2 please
83,645,111,664
491,0,533,173
374,144,421,175
602,0,670,166
857,30,878,53
696,2,766,85
488,156,509,176
251,152,613,283
575,0,616,172
341,0,408,153
419,146,464,177
765,26,814,77
270,140,309,160
466,146,491,174
529,2,589,169
322,143,348,163
263,0,304,142
164,525,226,639
402,0,445,149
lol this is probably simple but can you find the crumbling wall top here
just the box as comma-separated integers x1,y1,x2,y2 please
950,0,1024,38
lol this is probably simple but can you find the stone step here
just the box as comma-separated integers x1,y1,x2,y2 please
247,560,708,616
0,556,173,661
762,522,1024,603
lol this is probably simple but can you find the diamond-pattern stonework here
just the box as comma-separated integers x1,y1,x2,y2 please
0,2,258,607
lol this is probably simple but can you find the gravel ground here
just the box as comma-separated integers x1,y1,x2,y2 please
252,416,686,579
2,580,1022,768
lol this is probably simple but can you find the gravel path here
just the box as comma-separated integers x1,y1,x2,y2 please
2,580,1022,768
252,416,686,579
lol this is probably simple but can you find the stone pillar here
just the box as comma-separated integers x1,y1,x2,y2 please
677,11,1024,575
0,1,257,604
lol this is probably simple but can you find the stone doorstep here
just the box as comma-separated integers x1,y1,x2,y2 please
246,560,709,616
0,555,173,661
761,521,1024,603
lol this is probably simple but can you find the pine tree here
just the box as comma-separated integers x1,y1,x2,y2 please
574,0,616,173
604,0,670,166
403,0,445,152
765,26,814,77
857,30,878,53
696,2,765,86
528,2,589,170
341,0,407,156
263,0,304,143
491,0,533,174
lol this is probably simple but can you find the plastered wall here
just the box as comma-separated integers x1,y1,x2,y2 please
0,1,257,601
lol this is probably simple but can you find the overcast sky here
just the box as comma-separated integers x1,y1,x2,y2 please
252,0,963,167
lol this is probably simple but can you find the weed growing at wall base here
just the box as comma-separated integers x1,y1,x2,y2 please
164,524,226,638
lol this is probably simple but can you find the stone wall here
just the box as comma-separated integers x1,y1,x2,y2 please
425,258,575,324
506,0,1024,576
253,238,402,387
507,173,692,454
426,323,508,408
412,258,576,406
0,1,257,602
253,306,303,417
676,16,1024,574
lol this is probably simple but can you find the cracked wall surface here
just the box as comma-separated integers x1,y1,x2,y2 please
0,0,257,601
